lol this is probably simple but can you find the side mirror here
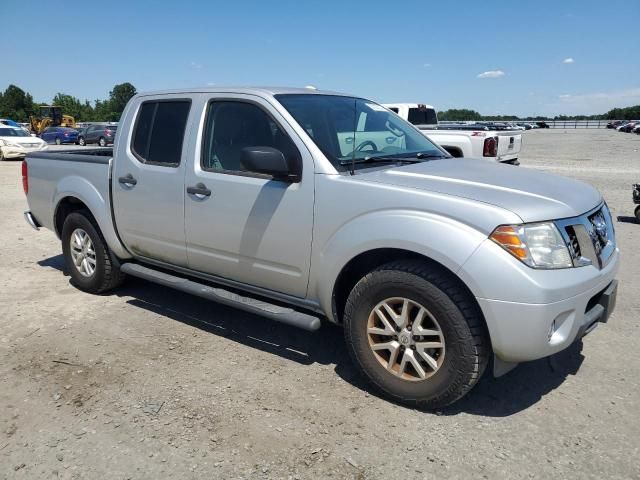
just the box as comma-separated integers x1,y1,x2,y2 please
240,146,300,182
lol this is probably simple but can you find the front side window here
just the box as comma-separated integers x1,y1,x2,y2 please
276,94,447,172
201,101,299,174
131,100,191,166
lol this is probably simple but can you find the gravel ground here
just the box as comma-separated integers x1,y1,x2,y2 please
1,130,639,479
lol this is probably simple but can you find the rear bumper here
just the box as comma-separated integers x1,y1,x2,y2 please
24,210,41,230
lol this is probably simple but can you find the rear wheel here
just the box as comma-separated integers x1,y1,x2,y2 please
61,210,125,293
635,205,640,222
98,137,106,147
343,260,489,409
78,136,86,146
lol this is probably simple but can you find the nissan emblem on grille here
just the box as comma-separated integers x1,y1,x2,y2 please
590,211,608,251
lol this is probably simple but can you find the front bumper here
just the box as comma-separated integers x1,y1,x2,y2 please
459,235,620,364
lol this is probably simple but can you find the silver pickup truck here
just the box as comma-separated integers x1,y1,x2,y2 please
23,87,619,408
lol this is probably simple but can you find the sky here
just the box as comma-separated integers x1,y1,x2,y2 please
2,0,639,117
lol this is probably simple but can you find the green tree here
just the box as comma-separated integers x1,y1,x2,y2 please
108,82,137,118
438,109,482,122
0,84,36,122
51,93,95,122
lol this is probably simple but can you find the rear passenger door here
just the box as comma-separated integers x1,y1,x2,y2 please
184,95,314,298
112,97,194,267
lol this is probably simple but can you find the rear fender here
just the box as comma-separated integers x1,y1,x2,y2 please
53,175,131,259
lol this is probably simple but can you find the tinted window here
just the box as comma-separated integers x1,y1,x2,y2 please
201,101,299,174
407,107,437,125
388,107,399,113
132,101,190,166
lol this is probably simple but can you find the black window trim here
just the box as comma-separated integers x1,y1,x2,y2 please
199,98,303,181
130,98,192,168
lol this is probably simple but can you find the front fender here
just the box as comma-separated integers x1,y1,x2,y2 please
53,176,131,259
311,209,487,317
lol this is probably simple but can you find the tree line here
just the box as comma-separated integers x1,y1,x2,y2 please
0,83,137,123
438,105,640,122
2,82,639,124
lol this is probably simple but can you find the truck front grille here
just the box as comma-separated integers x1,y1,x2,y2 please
556,204,616,269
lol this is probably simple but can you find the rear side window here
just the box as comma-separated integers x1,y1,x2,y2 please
407,107,437,125
131,100,191,167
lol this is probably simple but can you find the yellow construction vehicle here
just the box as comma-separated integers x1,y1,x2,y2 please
30,106,76,135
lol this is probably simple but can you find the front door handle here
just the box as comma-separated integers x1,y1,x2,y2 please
118,174,137,187
187,183,212,198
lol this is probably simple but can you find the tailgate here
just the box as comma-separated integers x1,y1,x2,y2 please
497,131,522,159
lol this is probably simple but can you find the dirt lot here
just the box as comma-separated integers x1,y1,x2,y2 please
1,129,639,479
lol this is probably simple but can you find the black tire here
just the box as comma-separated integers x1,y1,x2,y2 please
343,260,489,409
635,205,640,222
98,137,106,147
78,136,86,146
61,210,125,293
55,137,62,145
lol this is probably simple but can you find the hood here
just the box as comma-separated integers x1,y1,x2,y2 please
355,158,602,223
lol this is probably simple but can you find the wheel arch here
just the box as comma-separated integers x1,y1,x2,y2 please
330,248,487,331
52,178,131,259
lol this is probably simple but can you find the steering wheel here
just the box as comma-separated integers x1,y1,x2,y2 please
355,140,378,152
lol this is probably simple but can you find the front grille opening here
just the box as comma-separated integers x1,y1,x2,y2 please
565,226,581,259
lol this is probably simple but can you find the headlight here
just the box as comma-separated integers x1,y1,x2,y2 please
490,222,572,269
0,139,18,147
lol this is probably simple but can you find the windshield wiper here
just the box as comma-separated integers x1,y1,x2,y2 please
339,156,423,166
415,151,449,159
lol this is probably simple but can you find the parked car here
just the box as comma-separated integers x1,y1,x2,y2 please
40,126,79,145
607,121,624,129
23,87,619,409
0,126,47,160
619,121,638,133
0,118,20,127
633,124,640,134
384,103,523,164
535,122,550,128
77,124,118,146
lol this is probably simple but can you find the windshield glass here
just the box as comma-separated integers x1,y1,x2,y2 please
276,94,448,171
0,127,30,137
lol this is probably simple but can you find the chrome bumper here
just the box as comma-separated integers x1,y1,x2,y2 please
24,210,40,230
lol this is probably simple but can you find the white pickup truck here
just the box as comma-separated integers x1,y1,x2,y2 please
383,103,523,165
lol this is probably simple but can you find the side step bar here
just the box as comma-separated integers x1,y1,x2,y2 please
120,263,322,332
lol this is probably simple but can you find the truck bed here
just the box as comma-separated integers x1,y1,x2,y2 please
25,148,114,236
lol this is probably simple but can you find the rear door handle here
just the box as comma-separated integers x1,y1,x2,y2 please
187,183,211,198
118,174,137,187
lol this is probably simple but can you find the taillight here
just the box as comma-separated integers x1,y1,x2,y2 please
22,161,28,195
483,136,498,157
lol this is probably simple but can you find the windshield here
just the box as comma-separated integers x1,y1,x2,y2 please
276,94,448,171
0,127,30,137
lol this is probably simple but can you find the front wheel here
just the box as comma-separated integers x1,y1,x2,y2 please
635,205,640,222
343,260,489,409
55,137,62,145
61,211,125,293
98,137,106,147
78,136,86,146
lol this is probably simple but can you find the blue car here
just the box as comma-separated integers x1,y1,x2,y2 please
40,126,79,145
